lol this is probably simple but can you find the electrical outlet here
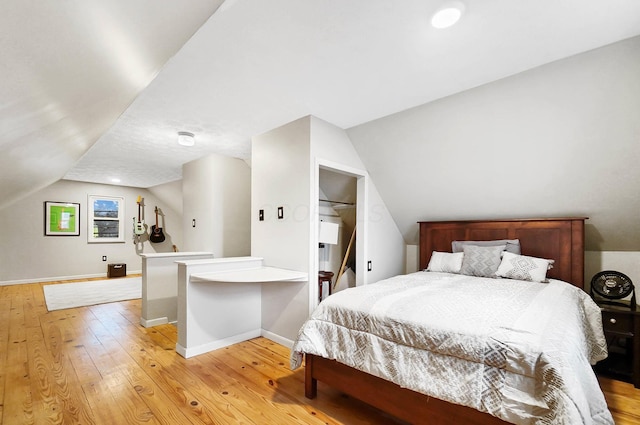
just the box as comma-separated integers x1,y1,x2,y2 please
102,256,107,262
367,260,372,271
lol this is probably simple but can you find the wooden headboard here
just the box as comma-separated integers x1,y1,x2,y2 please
418,217,587,289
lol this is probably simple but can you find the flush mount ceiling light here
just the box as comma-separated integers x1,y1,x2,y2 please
431,1,466,29
177,131,195,147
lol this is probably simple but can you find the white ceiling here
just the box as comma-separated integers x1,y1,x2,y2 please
3,0,640,208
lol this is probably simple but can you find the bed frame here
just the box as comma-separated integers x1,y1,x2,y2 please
304,217,588,425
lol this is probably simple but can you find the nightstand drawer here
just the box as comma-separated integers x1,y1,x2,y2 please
602,311,634,335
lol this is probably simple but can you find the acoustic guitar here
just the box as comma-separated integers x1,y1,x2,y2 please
134,196,146,235
150,206,166,243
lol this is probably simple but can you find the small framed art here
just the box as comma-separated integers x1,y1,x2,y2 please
44,201,80,236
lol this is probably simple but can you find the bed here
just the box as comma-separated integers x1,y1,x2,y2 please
291,218,613,425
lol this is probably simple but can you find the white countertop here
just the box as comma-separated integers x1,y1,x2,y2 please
140,252,213,258
190,266,307,283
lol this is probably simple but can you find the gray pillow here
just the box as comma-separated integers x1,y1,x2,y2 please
452,239,521,255
459,245,506,278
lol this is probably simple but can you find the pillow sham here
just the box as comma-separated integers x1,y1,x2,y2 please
495,251,555,283
459,245,506,278
452,239,521,255
426,251,464,273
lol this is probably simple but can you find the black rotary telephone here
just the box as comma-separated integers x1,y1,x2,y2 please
590,270,636,309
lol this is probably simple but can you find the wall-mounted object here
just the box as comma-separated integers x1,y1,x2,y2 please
319,221,340,272
87,195,125,243
278,206,284,219
319,221,339,245
134,196,146,236
149,206,165,243
259,209,264,221
44,201,80,236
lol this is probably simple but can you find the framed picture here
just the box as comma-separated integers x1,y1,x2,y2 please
87,195,125,243
44,201,80,236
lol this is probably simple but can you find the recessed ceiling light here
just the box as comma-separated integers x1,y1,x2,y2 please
111,178,121,183
177,131,195,147
431,1,465,29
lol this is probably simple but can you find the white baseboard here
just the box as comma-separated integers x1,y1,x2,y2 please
140,317,169,328
261,330,294,349
176,329,262,359
0,270,143,286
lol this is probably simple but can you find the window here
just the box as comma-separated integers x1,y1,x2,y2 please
87,195,125,243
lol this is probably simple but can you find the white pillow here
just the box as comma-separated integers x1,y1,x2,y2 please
495,251,555,283
426,251,464,273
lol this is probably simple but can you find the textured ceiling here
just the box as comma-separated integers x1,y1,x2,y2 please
3,0,640,207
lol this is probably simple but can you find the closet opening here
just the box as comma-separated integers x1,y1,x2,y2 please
318,166,359,303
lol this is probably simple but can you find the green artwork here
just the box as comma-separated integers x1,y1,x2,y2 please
45,202,80,236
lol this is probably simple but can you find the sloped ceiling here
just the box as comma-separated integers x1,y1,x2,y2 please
0,0,224,209
2,1,640,249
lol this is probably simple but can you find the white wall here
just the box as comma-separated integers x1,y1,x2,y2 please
311,116,405,283
0,179,182,284
251,115,405,343
182,153,251,256
347,36,640,257
252,116,311,342
149,180,183,216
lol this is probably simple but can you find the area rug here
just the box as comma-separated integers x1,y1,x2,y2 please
43,277,141,311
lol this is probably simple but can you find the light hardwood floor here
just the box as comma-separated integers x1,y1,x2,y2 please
1,278,639,424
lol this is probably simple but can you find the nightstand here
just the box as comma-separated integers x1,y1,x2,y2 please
595,304,640,388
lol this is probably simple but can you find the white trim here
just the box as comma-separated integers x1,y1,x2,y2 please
0,269,143,286
261,330,294,349
176,329,261,358
140,317,169,328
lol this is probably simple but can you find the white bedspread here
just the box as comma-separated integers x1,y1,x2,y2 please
291,272,613,425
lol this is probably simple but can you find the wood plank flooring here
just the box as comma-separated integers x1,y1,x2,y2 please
1,278,639,424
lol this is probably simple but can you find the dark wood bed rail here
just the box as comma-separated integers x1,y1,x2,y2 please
305,354,508,425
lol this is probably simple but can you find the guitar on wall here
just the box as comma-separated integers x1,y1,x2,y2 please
150,206,166,243
134,196,146,236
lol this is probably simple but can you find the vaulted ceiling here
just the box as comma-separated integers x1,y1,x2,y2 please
2,0,640,218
